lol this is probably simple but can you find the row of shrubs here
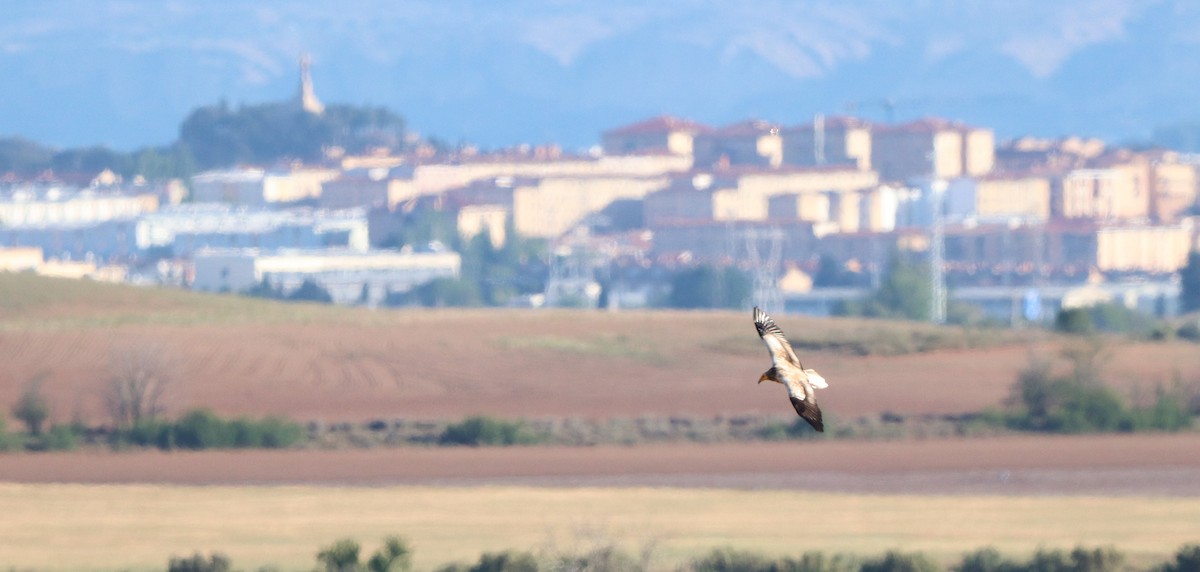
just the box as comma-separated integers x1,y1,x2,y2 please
1054,304,1200,342
111,408,304,450
168,539,1200,572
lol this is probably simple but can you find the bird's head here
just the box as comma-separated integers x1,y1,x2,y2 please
758,368,779,384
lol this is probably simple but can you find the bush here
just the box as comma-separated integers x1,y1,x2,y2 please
1068,546,1124,572
175,409,234,449
1157,543,1200,572
439,416,543,446
955,548,1020,572
1177,320,1200,342
1055,308,1093,334
41,424,79,451
782,552,859,572
0,415,20,452
553,545,641,572
109,410,303,451
1127,390,1194,432
859,550,940,572
318,538,362,572
13,377,50,436
465,551,539,572
255,416,305,448
367,536,413,572
692,548,773,572
118,418,176,449
168,552,232,572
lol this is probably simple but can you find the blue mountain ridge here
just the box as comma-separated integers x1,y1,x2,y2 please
1,1,1198,151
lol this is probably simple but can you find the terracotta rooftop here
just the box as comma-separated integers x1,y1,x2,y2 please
874,116,982,134
781,115,871,132
604,115,713,136
705,119,782,138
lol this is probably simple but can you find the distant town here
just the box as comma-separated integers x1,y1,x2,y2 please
2,61,1198,326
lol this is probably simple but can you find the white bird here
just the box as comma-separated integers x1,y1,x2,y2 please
753,306,828,432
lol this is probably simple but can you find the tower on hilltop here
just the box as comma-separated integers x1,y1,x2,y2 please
297,54,324,115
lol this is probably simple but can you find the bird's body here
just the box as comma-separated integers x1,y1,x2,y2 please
753,306,826,432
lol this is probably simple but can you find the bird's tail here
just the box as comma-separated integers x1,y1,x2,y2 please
805,369,828,389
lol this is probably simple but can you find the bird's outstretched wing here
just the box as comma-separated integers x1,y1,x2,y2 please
753,306,802,368
787,381,824,432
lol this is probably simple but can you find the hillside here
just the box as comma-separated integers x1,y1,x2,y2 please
2,273,1199,427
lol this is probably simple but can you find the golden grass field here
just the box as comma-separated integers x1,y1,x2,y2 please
2,483,1198,572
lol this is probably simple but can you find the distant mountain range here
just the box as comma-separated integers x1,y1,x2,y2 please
3,1,1200,152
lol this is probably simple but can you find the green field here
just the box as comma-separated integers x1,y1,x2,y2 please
1,484,1197,571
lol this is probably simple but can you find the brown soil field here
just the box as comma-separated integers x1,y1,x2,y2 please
2,274,1197,425
3,434,1200,495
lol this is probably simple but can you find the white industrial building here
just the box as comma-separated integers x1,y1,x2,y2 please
192,247,461,306
0,186,159,226
136,204,369,256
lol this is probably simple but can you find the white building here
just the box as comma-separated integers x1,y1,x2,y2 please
192,247,461,306
190,167,338,206
136,205,369,256
0,186,159,226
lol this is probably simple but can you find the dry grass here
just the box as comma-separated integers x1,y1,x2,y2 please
0,483,1197,571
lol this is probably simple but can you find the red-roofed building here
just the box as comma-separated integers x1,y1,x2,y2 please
602,115,712,158
781,115,873,170
872,117,994,182
693,119,784,169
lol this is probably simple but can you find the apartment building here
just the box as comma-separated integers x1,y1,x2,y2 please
872,118,994,182
1147,152,1199,223
511,175,670,238
191,166,339,205
392,153,691,201
645,166,880,228
602,115,713,157
781,116,872,170
692,119,783,169
0,187,159,226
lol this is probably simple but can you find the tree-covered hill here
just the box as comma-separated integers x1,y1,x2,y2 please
0,101,409,181
178,102,407,168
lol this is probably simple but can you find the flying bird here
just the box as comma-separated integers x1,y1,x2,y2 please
753,306,828,432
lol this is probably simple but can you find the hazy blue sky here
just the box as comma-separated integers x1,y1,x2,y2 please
2,0,1198,150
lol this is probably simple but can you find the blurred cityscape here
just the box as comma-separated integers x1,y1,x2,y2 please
1,59,1197,325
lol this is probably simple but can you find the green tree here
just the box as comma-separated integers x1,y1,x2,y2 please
1055,307,1094,335
13,376,50,436
50,146,133,176
859,550,940,572
395,277,482,307
667,265,751,309
168,552,232,572
179,101,407,169
0,415,20,451
0,136,54,174
287,279,334,303
466,551,538,572
318,539,362,572
367,536,412,572
1182,250,1200,314
439,415,542,446
955,547,1020,572
1158,544,1200,572
863,251,931,321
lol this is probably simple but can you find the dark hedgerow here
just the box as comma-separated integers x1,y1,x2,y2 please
111,409,303,451
438,415,544,446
